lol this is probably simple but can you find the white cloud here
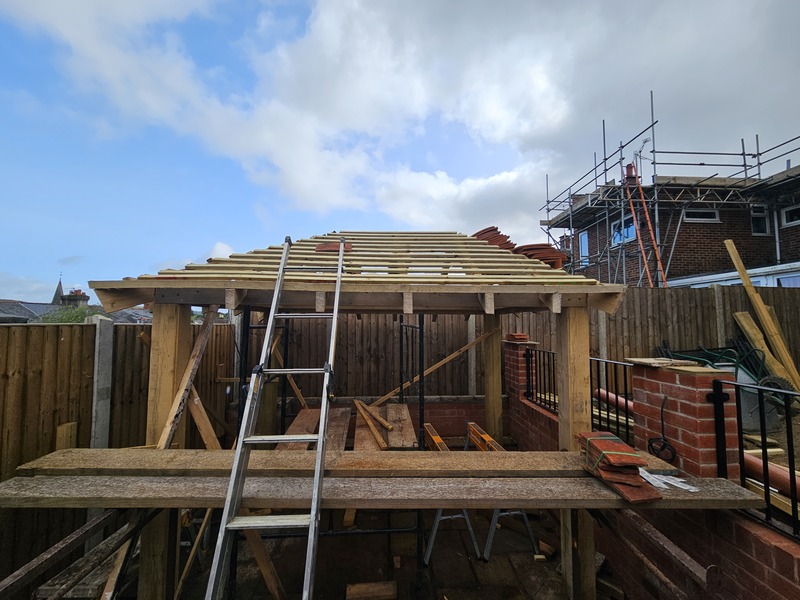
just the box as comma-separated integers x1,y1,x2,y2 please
1,0,798,251
205,242,234,259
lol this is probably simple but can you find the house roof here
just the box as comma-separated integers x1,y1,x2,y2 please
90,231,623,315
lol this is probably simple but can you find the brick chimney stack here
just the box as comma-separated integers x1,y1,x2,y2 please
61,288,90,307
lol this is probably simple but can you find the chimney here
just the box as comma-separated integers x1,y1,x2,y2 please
62,288,90,308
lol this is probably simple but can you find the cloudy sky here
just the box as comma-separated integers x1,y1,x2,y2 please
1,0,798,303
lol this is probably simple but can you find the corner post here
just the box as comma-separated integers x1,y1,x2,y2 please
556,305,595,600
140,303,192,600
483,314,503,440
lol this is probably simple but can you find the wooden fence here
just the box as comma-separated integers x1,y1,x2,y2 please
0,324,95,580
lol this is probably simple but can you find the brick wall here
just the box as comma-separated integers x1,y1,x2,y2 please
501,349,800,599
504,335,559,451
632,365,739,479
780,220,800,262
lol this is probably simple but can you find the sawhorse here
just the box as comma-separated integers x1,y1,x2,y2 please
465,422,545,561
422,424,481,565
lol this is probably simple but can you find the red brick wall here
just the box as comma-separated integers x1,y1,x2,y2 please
403,399,508,438
632,365,739,479
504,336,559,450
780,220,800,263
501,351,800,599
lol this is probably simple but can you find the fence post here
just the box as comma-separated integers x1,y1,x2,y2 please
89,315,114,449
706,379,730,479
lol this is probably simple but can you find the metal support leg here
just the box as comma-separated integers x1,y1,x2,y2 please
483,509,541,561
424,509,481,565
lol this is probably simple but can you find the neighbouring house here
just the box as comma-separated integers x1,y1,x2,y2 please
0,280,152,323
542,136,800,288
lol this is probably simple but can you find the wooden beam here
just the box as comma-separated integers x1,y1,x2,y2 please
560,508,596,600
554,305,593,600
733,312,796,384
156,306,220,450
725,239,800,390
483,315,503,440
556,307,591,451
224,288,246,311
141,303,192,600
370,328,499,407
403,292,413,315
0,509,118,598
480,292,495,314
587,291,624,314
538,292,562,314
354,400,388,450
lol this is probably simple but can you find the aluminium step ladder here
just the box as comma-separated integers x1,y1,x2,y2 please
205,236,347,600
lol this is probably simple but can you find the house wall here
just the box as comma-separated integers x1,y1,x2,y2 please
572,206,785,284
666,207,776,279
779,210,800,263
502,345,800,600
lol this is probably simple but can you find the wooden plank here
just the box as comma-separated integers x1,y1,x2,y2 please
325,407,352,452
0,475,763,511
725,240,800,390
733,312,795,384
354,401,387,450
0,509,117,598
386,405,417,450
275,409,320,450
361,402,393,431
55,423,78,451
346,581,397,600
16,449,679,479
369,328,499,407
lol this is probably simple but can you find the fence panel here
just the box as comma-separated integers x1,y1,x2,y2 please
0,324,94,582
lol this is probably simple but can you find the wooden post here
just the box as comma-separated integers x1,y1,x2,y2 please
555,306,595,600
483,314,503,440
467,315,477,396
140,303,191,600
555,306,591,451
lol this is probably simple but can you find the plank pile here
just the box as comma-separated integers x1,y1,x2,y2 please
576,432,662,504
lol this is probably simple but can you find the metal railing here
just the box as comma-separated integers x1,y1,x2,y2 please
590,358,634,444
710,379,799,540
523,349,633,442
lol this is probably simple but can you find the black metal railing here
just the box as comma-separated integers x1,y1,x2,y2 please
523,349,633,441
711,379,799,539
590,357,634,444
524,348,558,413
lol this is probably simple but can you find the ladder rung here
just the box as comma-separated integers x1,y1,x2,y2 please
244,434,319,445
284,266,339,272
264,367,327,376
275,312,333,320
227,514,312,530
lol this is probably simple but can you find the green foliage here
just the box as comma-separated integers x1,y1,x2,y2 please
36,305,106,323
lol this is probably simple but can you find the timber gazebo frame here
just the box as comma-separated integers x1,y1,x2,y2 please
0,231,761,599
94,230,622,597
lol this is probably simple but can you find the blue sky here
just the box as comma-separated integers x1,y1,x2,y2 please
1,0,799,304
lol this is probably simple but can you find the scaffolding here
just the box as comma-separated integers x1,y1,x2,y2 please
542,94,800,286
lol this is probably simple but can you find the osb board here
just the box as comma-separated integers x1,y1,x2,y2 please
15,449,679,479
0,475,762,511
